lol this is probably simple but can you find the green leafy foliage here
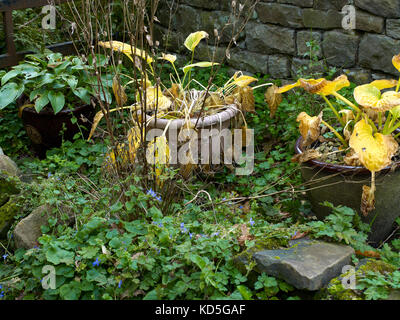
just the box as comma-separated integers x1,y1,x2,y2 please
0,51,112,114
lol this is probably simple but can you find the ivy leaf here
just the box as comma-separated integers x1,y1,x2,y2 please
59,281,81,300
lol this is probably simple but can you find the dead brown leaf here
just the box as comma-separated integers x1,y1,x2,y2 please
361,185,375,217
237,224,254,246
265,85,282,118
291,149,321,163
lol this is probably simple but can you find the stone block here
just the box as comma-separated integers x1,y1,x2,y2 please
303,9,343,29
245,22,296,55
228,48,269,74
355,0,400,18
322,31,359,68
256,3,304,28
387,19,400,40
297,31,322,59
268,55,291,78
359,34,400,75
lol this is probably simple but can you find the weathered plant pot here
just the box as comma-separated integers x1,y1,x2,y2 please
21,104,95,158
146,105,240,166
295,136,400,246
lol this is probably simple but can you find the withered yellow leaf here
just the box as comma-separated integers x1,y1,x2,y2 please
112,75,127,108
354,84,400,112
277,75,349,96
297,111,323,148
393,53,400,72
361,185,375,217
231,73,258,88
291,149,321,163
265,85,282,118
98,41,153,64
349,119,398,172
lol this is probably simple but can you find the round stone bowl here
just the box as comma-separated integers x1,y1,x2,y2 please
295,136,400,246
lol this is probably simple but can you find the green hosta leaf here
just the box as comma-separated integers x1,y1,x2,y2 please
73,88,91,105
61,75,78,89
183,61,219,74
184,31,209,52
0,82,24,109
48,91,65,114
1,69,20,85
35,93,50,113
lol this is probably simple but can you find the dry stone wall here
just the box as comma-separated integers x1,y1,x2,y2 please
155,0,400,83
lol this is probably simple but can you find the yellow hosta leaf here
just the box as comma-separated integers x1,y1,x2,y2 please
277,75,349,96
98,41,153,64
182,61,219,74
297,111,323,147
393,53,400,72
137,87,172,111
370,79,398,90
238,86,255,112
339,109,355,124
127,126,143,162
349,119,398,172
354,83,400,111
184,31,209,52
231,73,258,88
88,105,138,141
112,75,127,108
265,85,282,118
147,135,170,187
159,53,177,64
147,135,170,165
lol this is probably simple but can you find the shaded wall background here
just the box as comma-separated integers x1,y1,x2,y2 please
155,0,400,83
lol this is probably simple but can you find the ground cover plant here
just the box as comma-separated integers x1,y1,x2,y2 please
0,0,399,302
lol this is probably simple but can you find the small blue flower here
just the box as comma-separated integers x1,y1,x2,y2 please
222,198,226,201
147,188,162,202
189,233,193,239
212,232,220,237
0,291,4,299
93,258,100,267
47,172,52,178
239,205,244,209
118,280,122,288
180,222,185,229
2,254,8,261
249,218,255,226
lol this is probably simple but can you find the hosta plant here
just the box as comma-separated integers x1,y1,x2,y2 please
271,53,400,217
0,51,112,114
90,31,271,175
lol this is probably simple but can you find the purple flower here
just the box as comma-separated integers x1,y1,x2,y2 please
189,233,193,239
147,189,162,202
118,280,122,288
2,254,8,261
249,218,255,226
93,258,100,267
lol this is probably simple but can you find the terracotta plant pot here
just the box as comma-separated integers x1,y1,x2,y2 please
295,136,400,246
21,104,95,158
145,105,239,166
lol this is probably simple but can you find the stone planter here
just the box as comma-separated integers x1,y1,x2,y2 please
145,105,239,165
295,136,400,246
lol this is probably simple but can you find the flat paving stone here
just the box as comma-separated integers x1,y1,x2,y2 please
236,238,355,291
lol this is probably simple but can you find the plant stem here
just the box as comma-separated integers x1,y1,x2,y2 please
332,92,361,113
322,95,345,127
383,112,393,135
396,76,400,92
378,112,382,131
321,119,348,147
